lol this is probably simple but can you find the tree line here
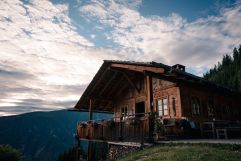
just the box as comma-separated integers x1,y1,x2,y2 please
204,45,241,91
0,145,22,161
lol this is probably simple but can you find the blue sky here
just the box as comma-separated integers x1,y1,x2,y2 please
0,0,241,116
140,0,236,20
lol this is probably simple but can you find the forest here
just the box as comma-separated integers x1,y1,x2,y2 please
204,45,241,91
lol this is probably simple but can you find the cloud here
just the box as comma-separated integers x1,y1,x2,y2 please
79,0,241,72
0,0,121,116
0,106,56,115
1,0,241,116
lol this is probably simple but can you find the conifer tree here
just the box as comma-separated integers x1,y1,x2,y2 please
204,45,241,91
0,145,22,161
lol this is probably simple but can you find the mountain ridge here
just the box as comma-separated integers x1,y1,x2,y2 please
0,109,112,161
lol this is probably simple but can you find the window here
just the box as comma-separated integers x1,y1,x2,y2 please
226,103,232,117
157,100,163,116
207,100,214,116
191,97,200,115
157,97,168,116
121,106,128,120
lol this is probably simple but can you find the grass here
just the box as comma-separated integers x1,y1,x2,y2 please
117,143,241,161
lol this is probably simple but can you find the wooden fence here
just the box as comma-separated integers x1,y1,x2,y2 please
77,115,150,143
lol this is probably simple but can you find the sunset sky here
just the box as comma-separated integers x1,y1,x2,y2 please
0,0,241,116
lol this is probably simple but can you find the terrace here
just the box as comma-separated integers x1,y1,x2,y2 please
76,113,150,143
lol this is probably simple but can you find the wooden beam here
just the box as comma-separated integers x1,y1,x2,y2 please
68,108,114,114
115,82,129,98
144,71,180,83
109,66,140,74
88,141,93,161
111,63,165,73
90,97,113,102
105,101,113,109
110,67,141,93
123,72,141,93
149,76,153,111
92,99,114,111
98,72,117,96
88,68,109,97
78,96,114,113
146,76,152,112
89,99,93,120
107,75,125,98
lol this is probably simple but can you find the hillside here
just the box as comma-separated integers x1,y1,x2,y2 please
118,143,241,161
0,110,112,161
204,45,241,91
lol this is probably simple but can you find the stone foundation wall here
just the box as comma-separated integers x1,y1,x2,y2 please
108,144,142,160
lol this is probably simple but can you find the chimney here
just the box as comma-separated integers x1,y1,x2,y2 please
172,64,185,72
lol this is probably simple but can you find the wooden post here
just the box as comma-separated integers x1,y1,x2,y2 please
88,99,93,161
89,99,93,120
146,76,153,112
87,141,93,161
146,76,154,142
77,138,80,160
149,77,153,111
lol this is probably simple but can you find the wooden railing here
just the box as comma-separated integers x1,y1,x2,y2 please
76,113,150,143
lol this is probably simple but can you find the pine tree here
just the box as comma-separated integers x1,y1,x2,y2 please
204,45,241,91
0,145,22,161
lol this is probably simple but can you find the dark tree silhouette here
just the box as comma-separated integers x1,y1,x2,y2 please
0,145,22,161
204,45,241,91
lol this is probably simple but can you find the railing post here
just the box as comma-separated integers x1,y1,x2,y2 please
120,121,123,141
89,99,93,120
76,122,80,161
148,112,154,143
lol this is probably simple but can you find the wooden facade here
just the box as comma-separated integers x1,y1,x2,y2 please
74,60,241,142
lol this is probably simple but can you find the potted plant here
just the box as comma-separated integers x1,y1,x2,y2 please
124,116,138,125
79,122,87,128
149,111,164,141
105,119,115,128
154,118,164,140
91,121,99,128
130,117,140,125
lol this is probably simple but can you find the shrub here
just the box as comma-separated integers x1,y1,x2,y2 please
0,144,22,161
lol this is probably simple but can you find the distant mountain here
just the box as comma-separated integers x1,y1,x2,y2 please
0,109,112,161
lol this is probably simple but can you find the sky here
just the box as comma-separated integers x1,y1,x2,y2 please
0,0,241,116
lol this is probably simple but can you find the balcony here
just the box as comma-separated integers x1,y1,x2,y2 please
77,114,150,143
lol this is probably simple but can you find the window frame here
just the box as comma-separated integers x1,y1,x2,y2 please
157,97,169,116
207,100,214,117
172,97,176,116
121,106,128,120
191,97,201,116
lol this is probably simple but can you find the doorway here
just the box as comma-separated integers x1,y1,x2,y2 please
135,101,145,117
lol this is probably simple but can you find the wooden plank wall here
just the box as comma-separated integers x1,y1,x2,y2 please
152,78,182,118
114,75,149,121
180,84,241,122
112,74,241,123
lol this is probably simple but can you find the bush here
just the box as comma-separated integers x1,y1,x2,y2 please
0,144,22,161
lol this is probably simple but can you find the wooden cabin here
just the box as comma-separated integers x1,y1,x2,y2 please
74,60,241,142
